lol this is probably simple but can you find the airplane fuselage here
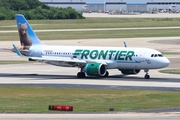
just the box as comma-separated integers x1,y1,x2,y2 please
29,45,170,70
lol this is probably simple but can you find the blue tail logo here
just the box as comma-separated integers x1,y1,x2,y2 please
16,14,43,50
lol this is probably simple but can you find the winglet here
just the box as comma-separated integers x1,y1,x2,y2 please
123,41,128,47
12,44,22,56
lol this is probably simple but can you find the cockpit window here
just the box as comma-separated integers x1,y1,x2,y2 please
158,54,163,57
151,54,163,57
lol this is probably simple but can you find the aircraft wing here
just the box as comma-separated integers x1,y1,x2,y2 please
30,56,86,63
29,56,108,67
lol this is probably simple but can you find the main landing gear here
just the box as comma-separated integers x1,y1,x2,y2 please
77,72,85,78
144,69,150,79
77,67,85,78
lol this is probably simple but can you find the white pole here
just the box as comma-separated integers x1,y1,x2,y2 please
104,0,105,13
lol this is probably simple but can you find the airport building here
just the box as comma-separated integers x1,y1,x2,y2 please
39,0,180,13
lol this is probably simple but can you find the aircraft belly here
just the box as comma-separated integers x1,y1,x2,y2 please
116,61,154,69
117,62,140,69
106,62,119,69
46,61,76,67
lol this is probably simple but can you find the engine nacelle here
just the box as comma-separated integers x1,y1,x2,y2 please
84,63,106,76
119,69,141,75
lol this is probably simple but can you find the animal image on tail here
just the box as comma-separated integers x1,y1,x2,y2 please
18,23,32,50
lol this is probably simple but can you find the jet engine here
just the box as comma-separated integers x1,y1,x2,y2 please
84,63,106,76
119,69,141,75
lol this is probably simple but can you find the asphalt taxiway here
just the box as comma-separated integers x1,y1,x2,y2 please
0,63,180,91
0,113,180,120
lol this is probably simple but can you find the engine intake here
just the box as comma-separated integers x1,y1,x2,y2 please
84,63,106,76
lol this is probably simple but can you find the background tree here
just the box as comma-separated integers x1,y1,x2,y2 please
0,0,85,20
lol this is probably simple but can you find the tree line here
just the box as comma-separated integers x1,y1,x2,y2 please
0,0,85,20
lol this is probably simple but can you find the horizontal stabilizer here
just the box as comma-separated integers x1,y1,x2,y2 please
12,44,22,56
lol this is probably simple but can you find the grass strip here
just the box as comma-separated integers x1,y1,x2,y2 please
0,86,180,113
159,69,180,74
0,29,180,41
162,52,180,55
1,18,180,30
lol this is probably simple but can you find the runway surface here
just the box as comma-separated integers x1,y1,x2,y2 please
0,63,180,91
0,113,180,120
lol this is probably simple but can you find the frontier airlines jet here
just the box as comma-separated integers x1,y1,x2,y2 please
13,14,170,79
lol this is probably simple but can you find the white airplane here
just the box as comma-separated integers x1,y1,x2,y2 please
13,14,170,79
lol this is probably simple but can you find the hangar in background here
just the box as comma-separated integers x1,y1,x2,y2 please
126,2,147,12
39,0,180,13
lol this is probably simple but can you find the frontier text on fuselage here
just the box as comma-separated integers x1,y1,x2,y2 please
73,49,134,60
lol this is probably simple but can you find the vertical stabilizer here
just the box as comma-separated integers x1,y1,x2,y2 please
15,14,43,50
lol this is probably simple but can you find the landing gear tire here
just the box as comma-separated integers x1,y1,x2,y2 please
103,71,109,77
144,74,150,79
77,72,85,78
144,69,150,79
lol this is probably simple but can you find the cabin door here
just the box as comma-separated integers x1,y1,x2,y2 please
139,50,145,62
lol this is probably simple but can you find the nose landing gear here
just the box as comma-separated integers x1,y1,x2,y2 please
144,69,150,79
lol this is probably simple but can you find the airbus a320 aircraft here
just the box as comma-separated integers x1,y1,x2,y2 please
13,14,170,79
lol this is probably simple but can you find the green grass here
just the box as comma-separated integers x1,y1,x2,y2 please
1,18,180,30
159,69,180,74
1,18,180,40
0,61,33,65
0,86,180,113
1,29,180,41
162,52,180,55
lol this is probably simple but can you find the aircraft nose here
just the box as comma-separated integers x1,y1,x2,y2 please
162,58,170,67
